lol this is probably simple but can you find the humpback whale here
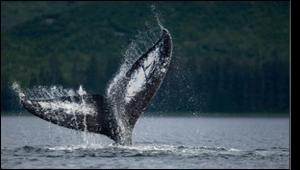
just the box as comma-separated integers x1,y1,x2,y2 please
15,28,172,145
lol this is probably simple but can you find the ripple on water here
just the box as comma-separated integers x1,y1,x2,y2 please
2,143,287,159
1,144,289,169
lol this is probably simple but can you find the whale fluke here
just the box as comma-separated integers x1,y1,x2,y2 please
16,28,173,145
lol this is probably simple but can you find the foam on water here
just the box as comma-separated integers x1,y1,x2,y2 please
14,143,287,160
2,142,288,169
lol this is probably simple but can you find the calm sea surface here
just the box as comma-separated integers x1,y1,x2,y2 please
1,115,289,169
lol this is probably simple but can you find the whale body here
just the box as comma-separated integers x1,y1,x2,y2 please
18,28,172,145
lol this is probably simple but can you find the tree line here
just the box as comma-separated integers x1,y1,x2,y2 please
1,1,290,114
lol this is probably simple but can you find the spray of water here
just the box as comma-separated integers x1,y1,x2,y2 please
77,85,89,146
12,82,25,101
103,5,167,144
12,5,167,146
151,4,165,30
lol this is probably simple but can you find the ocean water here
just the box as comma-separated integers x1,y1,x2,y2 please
1,115,289,169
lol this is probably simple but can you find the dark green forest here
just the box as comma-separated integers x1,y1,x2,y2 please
1,1,290,114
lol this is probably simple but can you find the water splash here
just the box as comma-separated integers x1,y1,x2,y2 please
77,85,89,146
77,85,87,96
151,4,165,30
11,82,25,101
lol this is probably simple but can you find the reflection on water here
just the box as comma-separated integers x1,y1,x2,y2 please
1,115,289,168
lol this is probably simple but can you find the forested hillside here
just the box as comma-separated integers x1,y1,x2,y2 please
1,1,290,114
